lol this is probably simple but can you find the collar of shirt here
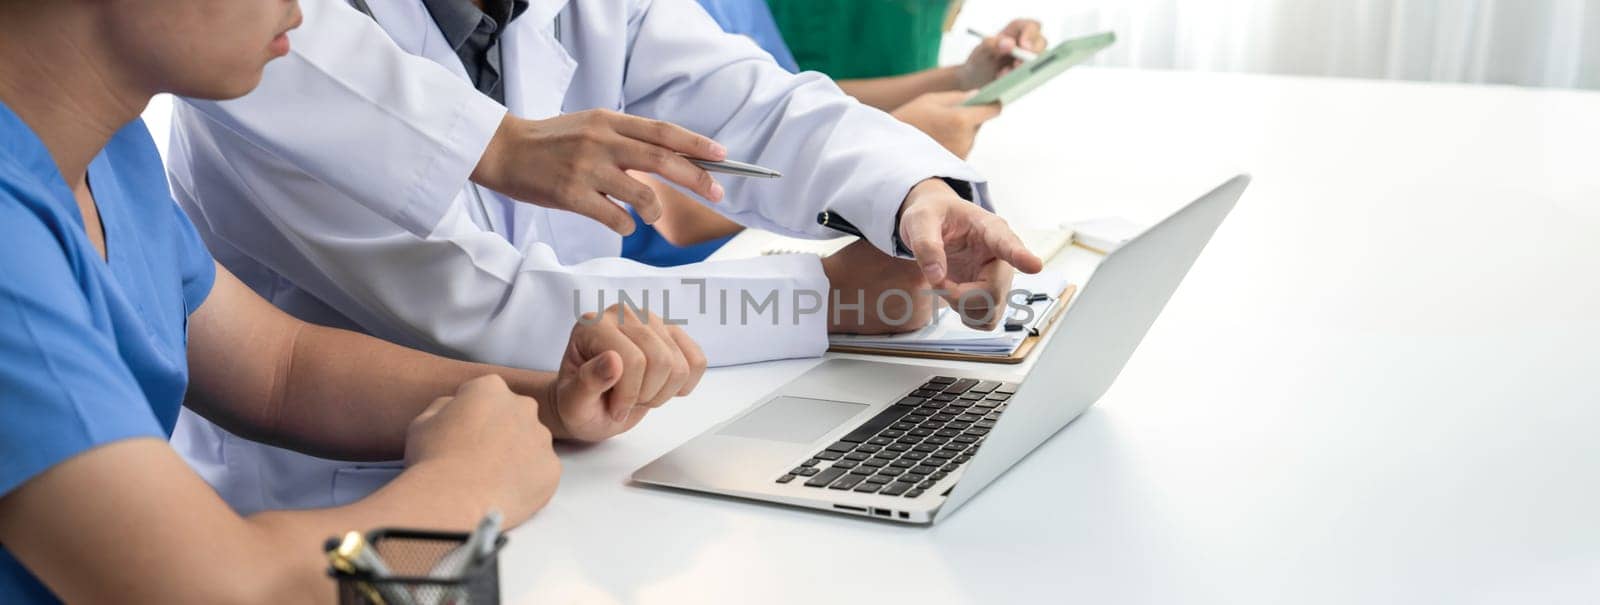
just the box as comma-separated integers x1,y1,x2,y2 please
421,0,529,51
0,102,69,197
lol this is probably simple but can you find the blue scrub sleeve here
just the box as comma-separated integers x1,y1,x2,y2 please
696,0,800,73
108,117,216,313
0,202,165,498
171,201,217,313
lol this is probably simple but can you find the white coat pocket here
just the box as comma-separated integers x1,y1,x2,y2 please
331,465,406,507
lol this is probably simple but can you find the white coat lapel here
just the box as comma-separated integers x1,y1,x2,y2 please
502,0,575,120
367,1,505,233
361,1,471,81
500,0,623,262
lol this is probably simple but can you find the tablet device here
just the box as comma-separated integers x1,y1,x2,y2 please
963,31,1116,107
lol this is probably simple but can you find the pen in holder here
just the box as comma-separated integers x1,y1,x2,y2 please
327,528,507,605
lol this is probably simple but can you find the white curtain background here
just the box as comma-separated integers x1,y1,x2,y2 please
950,0,1600,89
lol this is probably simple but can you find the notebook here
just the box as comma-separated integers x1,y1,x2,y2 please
707,227,1073,264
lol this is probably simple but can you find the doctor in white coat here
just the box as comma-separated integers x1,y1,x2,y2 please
167,0,1042,513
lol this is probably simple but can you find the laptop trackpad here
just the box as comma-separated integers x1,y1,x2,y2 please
718,397,868,444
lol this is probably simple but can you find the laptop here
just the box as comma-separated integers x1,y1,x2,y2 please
633,175,1251,524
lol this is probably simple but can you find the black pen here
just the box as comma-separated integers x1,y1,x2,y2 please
816,211,865,238
820,210,917,257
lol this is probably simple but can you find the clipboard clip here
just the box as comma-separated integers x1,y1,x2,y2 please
1004,292,1055,333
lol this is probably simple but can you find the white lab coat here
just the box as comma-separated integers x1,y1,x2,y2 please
168,0,990,514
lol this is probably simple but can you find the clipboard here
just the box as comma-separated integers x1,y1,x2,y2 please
963,32,1116,107
828,284,1077,365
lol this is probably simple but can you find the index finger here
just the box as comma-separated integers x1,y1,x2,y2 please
605,338,647,421
414,395,453,425
612,115,727,161
618,317,673,408
666,325,706,395
618,140,725,203
977,214,1043,274
454,374,512,400
1004,19,1046,52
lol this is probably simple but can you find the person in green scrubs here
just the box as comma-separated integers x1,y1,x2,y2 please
770,0,951,80
767,0,1046,158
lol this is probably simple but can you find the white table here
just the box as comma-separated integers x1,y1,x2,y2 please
499,68,1600,604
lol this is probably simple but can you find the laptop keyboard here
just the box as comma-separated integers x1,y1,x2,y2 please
775,376,1016,498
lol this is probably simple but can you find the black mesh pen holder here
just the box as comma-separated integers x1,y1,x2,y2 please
328,528,507,605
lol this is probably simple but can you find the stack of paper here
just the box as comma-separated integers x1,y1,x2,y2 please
707,228,1074,264
828,269,1070,357
829,311,1028,355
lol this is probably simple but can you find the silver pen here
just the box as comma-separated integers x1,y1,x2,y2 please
684,156,782,179
965,27,1040,63
465,510,503,565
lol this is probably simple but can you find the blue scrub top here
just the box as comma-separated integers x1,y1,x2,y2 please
0,101,216,603
621,0,798,267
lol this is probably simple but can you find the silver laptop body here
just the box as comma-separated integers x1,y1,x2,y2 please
634,175,1250,524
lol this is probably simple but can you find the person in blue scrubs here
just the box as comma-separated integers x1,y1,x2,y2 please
0,2,698,602
619,0,799,267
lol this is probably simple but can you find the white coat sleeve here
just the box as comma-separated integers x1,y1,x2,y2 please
168,103,830,371
177,0,507,236
619,0,993,257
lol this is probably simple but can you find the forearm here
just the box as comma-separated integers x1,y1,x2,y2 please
1,439,528,605
837,66,963,111
267,323,557,459
642,172,742,245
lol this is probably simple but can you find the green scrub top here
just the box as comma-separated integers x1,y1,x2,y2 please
766,0,951,79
